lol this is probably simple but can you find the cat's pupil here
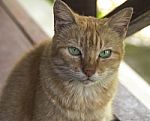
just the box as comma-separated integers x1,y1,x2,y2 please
68,47,81,56
99,49,112,59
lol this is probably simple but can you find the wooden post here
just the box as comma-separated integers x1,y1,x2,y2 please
62,0,96,17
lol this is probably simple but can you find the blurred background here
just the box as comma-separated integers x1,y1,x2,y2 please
17,0,150,85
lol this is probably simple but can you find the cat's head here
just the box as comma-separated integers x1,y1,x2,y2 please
50,0,133,86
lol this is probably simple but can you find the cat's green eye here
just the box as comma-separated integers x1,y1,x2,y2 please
68,47,81,56
99,49,112,59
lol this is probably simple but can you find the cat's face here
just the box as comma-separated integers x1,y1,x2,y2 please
50,0,133,86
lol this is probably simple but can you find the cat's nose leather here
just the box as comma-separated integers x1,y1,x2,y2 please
83,67,95,77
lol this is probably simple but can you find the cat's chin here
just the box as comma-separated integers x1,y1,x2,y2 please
81,79,97,86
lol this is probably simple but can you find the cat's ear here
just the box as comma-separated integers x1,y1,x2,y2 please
53,0,75,33
107,7,133,38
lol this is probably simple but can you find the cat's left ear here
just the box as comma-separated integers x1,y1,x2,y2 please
107,7,133,38
53,0,75,33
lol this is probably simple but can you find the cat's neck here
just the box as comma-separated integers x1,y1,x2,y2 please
36,73,116,121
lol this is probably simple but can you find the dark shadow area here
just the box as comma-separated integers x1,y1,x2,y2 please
113,115,120,121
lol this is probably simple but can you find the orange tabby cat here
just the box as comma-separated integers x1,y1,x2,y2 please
0,0,133,121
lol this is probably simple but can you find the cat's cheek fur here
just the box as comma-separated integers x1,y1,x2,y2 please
95,59,120,83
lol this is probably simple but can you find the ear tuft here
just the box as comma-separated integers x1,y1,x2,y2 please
54,0,75,33
107,7,133,37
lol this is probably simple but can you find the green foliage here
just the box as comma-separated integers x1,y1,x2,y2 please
97,11,105,18
47,0,54,4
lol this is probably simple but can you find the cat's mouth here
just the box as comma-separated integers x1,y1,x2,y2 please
82,78,96,85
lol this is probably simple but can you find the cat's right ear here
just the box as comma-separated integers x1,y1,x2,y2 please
53,0,75,33
106,7,133,38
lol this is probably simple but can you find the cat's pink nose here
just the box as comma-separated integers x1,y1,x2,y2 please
83,67,95,77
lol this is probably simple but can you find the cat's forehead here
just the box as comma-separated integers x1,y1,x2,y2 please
75,16,112,41
55,15,121,50
73,16,115,48
76,15,108,31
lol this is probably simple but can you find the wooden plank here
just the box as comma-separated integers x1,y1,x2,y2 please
105,0,150,22
127,10,150,36
119,62,150,110
1,0,49,45
62,0,96,17
114,83,150,121
0,6,32,95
